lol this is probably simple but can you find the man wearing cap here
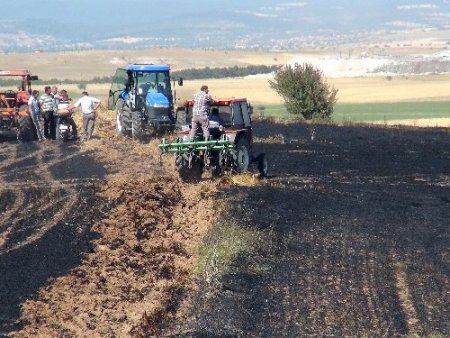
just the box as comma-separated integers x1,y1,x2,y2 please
190,85,214,141
73,91,100,141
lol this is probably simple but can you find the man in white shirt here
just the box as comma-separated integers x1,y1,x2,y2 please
73,91,100,141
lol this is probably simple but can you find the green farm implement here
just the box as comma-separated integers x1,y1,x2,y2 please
159,97,268,182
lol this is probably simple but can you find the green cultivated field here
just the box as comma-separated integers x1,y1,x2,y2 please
254,101,450,122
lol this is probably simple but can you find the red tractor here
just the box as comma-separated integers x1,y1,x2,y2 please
160,97,268,182
0,69,39,141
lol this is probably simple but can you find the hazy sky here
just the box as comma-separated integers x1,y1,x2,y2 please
1,1,450,43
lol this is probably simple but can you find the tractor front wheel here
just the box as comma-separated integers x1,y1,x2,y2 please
115,99,132,137
234,138,250,173
131,110,144,141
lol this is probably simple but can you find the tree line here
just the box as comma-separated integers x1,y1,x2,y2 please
171,65,279,80
0,65,279,87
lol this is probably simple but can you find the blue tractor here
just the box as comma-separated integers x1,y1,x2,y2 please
107,64,183,140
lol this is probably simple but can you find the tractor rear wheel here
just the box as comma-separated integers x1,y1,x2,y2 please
115,99,132,137
131,110,144,141
234,138,250,173
17,116,37,142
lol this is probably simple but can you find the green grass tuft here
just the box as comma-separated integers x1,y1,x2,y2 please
197,221,268,286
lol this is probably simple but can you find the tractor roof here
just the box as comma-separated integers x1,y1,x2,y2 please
126,64,170,72
182,98,248,107
0,70,32,77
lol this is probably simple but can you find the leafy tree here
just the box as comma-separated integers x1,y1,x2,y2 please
269,63,338,120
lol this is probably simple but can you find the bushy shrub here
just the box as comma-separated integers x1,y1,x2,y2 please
269,63,338,120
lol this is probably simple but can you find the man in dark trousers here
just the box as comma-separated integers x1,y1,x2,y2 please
72,91,100,141
190,85,214,141
39,86,56,139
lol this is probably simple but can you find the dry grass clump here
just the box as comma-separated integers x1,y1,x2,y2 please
217,172,262,187
253,134,285,144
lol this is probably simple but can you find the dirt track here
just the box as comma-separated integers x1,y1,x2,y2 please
1,117,449,337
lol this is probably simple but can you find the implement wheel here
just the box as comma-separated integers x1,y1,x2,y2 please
256,153,269,178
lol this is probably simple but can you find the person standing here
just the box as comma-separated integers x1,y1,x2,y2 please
72,91,100,141
51,86,58,98
40,86,56,139
28,90,45,141
55,90,77,140
190,85,214,141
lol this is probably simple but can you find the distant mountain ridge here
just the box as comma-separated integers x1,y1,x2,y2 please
1,0,449,52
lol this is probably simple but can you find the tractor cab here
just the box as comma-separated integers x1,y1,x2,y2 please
175,97,253,144
108,64,183,140
108,64,173,112
0,70,38,113
0,69,39,141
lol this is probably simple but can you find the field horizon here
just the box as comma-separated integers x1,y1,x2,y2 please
1,47,450,126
